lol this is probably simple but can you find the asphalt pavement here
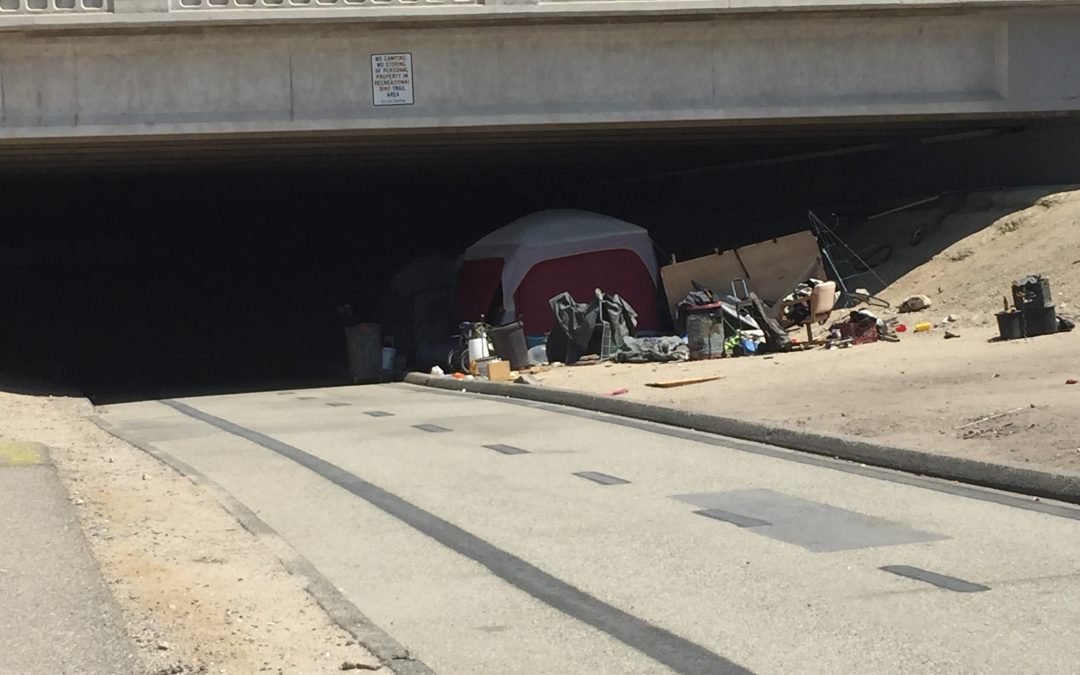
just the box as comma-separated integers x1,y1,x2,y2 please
0,442,137,675
98,384,1080,675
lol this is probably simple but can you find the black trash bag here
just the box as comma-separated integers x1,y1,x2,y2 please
546,292,596,365
598,290,638,350
547,289,638,364
786,302,810,325
1058,316,1075,333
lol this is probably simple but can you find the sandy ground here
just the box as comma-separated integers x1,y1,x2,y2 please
537,188,1080,475
0,391,382,675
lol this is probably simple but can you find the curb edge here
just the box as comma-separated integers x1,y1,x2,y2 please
404,372,1080,505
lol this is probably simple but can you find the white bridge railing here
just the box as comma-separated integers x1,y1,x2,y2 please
174,0,481,8
0,0,106,13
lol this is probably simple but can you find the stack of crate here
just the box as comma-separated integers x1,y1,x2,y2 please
1012,275,1057,337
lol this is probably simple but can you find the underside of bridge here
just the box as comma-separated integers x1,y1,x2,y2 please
3,115,1079,401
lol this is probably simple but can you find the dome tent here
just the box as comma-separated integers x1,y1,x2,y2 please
454,209,661,334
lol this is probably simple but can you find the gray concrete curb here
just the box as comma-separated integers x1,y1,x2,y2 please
405,372,1080,506
89,413,437,675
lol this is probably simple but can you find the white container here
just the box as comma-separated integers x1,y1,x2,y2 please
381,347,396,371
467,337,489,363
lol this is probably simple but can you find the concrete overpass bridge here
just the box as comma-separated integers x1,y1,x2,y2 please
1,0,1079,164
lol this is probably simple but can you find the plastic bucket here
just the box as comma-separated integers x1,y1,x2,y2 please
1022,305,1057,337
488,321,530,370
996,311,1023,340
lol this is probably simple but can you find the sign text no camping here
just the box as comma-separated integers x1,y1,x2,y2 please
371,53,414,107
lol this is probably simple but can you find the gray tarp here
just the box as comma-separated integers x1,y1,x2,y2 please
615,336,689,363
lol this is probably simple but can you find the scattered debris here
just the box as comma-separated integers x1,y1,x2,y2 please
956,406,1037,439
645,375,723,389
604,388,629,396
955,407,1029,430
945,330,961,339
832,310,880,345
961,422,1022,440
340,661,380,671
899,294,933,313
514,374,538,385
1067,379,1078,385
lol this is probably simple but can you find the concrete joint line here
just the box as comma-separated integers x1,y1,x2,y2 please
401,374,1080,515
89,413,435,675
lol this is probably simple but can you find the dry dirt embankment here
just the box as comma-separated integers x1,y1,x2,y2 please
537,188,1080,475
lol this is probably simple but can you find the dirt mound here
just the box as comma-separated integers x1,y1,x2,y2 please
854,187,1080,326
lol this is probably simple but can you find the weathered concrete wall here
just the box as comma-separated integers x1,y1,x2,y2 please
1,8,1079,139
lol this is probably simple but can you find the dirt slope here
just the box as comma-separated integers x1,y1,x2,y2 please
871,188,1080,325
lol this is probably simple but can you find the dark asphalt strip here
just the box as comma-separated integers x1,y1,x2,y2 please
483,444,529,455
574,471,631,486
161,399,753,675
880,565,990,593
413,424,451,433
694,509,771,529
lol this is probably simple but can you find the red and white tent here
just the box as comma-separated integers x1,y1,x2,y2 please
454,209,661,334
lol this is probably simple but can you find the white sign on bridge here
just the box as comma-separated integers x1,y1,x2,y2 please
371,53,414,107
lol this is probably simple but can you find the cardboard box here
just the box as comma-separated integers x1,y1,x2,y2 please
660,231,825,314
487,360,513,382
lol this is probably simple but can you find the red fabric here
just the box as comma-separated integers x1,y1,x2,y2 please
514,250,659,334
454,258,504,324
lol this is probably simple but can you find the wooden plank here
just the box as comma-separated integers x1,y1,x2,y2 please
644,375,723,388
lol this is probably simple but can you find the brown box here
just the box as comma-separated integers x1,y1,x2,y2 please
487,360,513,382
